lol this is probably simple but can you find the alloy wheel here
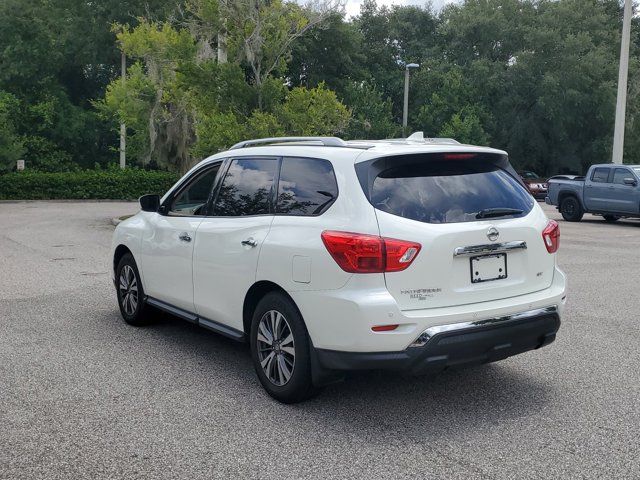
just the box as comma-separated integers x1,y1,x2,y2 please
256,310,295,386
119,265,138,316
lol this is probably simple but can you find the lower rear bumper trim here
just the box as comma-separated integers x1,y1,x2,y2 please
315,306,560,375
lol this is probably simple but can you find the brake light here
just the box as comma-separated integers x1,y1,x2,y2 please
542,220,560,253
321,231,421,273
442,153,477,160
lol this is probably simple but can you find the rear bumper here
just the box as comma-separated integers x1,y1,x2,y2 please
291,266,566,352
316,306,560,375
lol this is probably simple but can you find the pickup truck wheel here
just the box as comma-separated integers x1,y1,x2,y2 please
603,215,620,223
560,197,583,222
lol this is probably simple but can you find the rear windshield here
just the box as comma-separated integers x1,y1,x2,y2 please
371,160,533,224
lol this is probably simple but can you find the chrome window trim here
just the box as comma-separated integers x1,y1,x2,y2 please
453,240,527,257
408,305,558,348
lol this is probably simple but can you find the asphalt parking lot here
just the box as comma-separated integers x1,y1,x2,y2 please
1,201,639,479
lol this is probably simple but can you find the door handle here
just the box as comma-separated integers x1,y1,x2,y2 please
241,238,258,248
179,232,192,242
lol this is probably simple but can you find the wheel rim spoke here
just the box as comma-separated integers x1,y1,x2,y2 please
281,346,295,356
260,351,275,369
258,322,273,345
277,355,291,383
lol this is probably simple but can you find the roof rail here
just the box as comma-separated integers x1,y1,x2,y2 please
229,136,347,150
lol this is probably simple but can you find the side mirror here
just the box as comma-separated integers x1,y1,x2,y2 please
623,177,638,186
139,194,160,212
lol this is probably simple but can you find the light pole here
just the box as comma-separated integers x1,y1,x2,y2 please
119,51,126,169
612,0,632,164
402,63,420,137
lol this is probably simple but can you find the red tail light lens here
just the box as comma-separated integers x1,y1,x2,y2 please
321,231,421,273
542,220,560,253
383,237,421,272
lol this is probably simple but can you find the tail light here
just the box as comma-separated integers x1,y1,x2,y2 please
441,153,477,160
542,220,560,253
321,231,421,273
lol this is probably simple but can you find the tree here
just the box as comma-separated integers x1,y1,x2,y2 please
276,83,350,136
0,92,25,172
223,0,344,107
342,81,398,139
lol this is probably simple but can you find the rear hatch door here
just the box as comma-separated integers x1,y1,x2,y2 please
358,152,555,311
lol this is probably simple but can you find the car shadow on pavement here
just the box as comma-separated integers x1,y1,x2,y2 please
136,309,554,441
306,365,553,440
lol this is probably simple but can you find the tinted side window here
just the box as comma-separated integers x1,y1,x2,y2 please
591,168,610,183
169,165,220,216
371,161,533,224
613,168,632,185
277,157,338,216
213,158,278,216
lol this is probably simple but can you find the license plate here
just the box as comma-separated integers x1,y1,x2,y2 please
470,253,507,283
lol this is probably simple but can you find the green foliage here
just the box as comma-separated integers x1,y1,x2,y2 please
439,112,490,146
0,91,25,172
246,110,285,138
192,111,246,158
343,82,398,139
277,83,350,136
0,167,179,200
0,0,179,172
2,0,639,181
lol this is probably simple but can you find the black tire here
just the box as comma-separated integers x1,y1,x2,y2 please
115,253,154,326
560,196,584,222
250,292,319,403
603,214,620,223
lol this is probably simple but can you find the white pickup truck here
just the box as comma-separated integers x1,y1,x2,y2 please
546,164,640,222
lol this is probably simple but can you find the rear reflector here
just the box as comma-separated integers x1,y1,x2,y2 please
321,231,421,273
372,324,399,332
542,220,560,253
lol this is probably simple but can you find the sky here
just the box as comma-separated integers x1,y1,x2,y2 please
343,0,457,18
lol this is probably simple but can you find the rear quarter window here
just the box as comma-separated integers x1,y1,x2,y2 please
276,157,338,216
371,160,534,224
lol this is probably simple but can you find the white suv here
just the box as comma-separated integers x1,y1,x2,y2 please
111,135,566,403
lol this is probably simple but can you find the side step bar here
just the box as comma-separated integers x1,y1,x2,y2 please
146,297,245,342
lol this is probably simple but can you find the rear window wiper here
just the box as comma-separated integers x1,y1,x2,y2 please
475,208,524,219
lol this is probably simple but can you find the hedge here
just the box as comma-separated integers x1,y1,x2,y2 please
0,169,180,200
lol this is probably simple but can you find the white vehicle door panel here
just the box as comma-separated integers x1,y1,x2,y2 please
192,156,279,331
193,216,274,330
137,162,222,312
139,215,202,311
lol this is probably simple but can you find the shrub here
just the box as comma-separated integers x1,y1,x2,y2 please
0,168,179,200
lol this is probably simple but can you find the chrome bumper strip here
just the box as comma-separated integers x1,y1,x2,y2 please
453,241,527,257
408,305,559,348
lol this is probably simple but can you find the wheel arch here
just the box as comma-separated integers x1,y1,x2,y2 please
557,190,582,208
242,281,300,336
113,244,133,274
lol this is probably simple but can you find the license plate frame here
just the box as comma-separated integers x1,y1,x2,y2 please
470,253,507,283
